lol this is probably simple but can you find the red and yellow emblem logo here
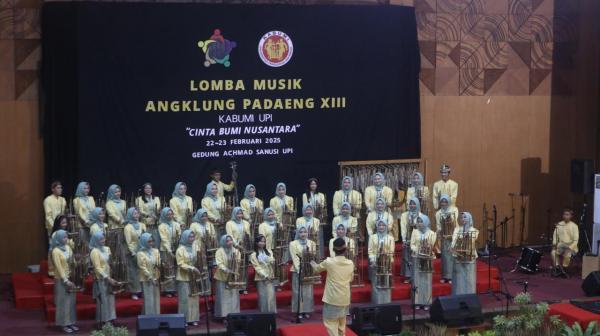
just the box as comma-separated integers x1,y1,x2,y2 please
258,31,293,67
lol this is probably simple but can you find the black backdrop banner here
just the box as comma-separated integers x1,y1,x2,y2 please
42,3,420,203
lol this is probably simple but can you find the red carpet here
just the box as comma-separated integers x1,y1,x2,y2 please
548,303,600,329
278,323,357,336
14,255,500,322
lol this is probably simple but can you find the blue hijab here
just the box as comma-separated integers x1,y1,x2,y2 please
417,214,431,233
341,202,351,219
413,172,424,187
75,182,90,203
244,184,256,200
408,196,421,215
302,203,314,220
275,182,286,198
341,176,353,194
159,207,175,226
373,172,385,191
172,182,187,201
138,232,153,256
263,208,276,226
204,181,218,200
439,194,451,212
461,212,473,232
89,207,106,228
107,184,122,204
376,220,388,240
126,207,141,230
51,229,68,252
231,207,243,223
179,229,195,253
192,208,208,223
89,231,105,250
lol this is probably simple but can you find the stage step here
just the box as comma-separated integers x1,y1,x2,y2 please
12,272,44,310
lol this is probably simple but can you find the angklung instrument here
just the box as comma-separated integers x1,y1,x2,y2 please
416,235,434,272
106,228,128,294
375,241,393,289
453,230,477,263
299,244,321,285
226,248,246,289
189,249,211,296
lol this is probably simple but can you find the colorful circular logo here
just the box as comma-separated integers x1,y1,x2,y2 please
258,31,293,67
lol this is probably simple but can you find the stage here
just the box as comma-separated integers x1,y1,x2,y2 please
5,247,599,335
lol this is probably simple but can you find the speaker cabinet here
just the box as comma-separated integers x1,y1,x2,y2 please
136,314,186,336
226,312,276,336
571,159,594,194
430,294,483,327
351,303,402,336
582,271,600,296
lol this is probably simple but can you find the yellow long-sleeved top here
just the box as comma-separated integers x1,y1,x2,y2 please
137,248,161,282
368,234,395,264
366,210,395,237
435,207,459,237
406,186,430,208
48,238,74,277
240,198,264,221
295,217,320,239
189,221,217,249
258,222,279,250
90,247,112,280
105,200,126,229
43,195,67,232
302,192,326,208
451,226,479,259
328,237,356,257
331,216,358,237
135,196,161,226
364,185,393,212
312,256,354,307
158,222,182,252
332,190,362,216
176,245,200,281
214,247,241,282
52,246,73,281
201,196,225,224
73,196,96,227
249,250,275,281
552,221,579,253
214,180,234,198
289,240,317,273
225,220,251,245
432,179,458,209
124,223,147,256
400,211,423,242
169,196,193,225
410,229,437,258
90,223,108,237
269,196,294,221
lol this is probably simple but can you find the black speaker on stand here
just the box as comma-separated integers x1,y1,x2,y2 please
571,159,594,194
582,271,600,296
136,314,186,336
350,303,402,336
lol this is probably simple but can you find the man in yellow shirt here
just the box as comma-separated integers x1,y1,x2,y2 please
551,208,579,277
311,238,354,336
43,181,67,240
210,168,236,198
432,164,458,210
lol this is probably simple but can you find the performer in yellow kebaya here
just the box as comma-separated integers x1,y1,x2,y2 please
366,198,395,238
213,234,241,320
136,233,161,315
551,208,579,276
169,182,193,228
368,220,395,304
201,181,226,234
189,208,218,253
176,230,201,326
311,237,354,336
435,194,458,283
90,207,108,237
410,215,436,310
89,231,118,326
332,176,362,217
124,207,146,300
289,226,316,319
210,168,236,198
332,202,358,239
72,181,96,246
258,208,281,250
406,172,430,212
451,212,479,295
432,164,458,210
400,197,423,283
43,181,67,240
105,184,126,229
329,224,356,259
302,178,326,209
364,172,393,213
48,215,74,278
226,207,252,247
249,234,277,313
136,183,161,247
240,184,264,222
296,204,322,258
269,182,294,222
158,207,181,296
50,229,79,334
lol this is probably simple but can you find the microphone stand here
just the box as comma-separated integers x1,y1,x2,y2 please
485,229,502,301
292,253,303,324
203,243,212,335
580,202,592,255
405,256,417,331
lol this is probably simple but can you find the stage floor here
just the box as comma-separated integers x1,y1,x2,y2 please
2,248,595,335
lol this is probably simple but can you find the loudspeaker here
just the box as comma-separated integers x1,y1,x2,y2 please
430,294,483,327
571,159,594,194
351,303,402,336
136,314,186,336
582,271,600,296
226,312,276,336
